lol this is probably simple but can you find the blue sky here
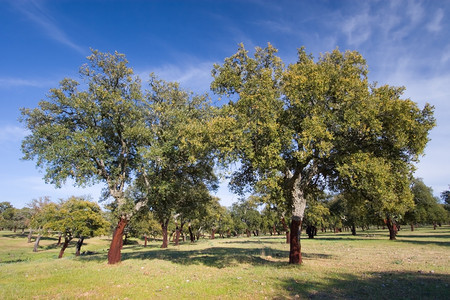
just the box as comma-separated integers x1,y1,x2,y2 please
1,0,449,208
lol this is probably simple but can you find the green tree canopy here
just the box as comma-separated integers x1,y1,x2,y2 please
20,50,149,263
211,44,435,263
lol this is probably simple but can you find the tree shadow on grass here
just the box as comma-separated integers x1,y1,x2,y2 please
0,233,29,239
221,239,284,245
275,271,450,299
397,234,450,239
78,245,333,268
396,239,450,247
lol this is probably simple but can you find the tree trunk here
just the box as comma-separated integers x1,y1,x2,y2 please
58,236,72,258
351,223,356,236
211,228,216,239
33,234,42,252
161,220,169,248
27,229,33,243
289,218,302,264
385,218,398,240
108,217,128,264
57,232,62,246
281,217,290,244
288,171,307,265
410,223,414,231
306,225,315,239
188,224,195,242
174,226,181,246
75,237,84,256
144,235,148,247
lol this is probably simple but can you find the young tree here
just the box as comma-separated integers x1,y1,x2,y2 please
211,44,435,263
20,51,149,264
44,196,109,258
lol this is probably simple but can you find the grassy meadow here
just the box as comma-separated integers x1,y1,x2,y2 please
0,227,449,299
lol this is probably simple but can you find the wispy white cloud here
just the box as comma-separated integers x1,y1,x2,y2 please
427,8,444,32
138,61,214,95
441,45,450,63
10,0,86,54
342,10,372,47
0,125,28,143
0,77,56,88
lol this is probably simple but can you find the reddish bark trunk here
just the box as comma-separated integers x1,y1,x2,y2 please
410,223,414,231
161,221,169,248
58,237,72,258
75,237,84,256
211,228,216,239
108,217,128,264
246,229,251,237
281,217,290,244
289,219,302,264
385,218,398,240
144,235,148,247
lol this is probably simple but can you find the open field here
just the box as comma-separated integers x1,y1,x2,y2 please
0,227,449,299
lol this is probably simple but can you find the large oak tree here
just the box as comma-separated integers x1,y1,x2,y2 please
211,44,435,264
21,50,149,264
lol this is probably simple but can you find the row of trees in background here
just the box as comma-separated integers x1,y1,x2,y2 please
19,44,440,265
1,197,109,257
2,178,448,254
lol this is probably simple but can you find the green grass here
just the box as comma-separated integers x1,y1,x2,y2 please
0,227,449,299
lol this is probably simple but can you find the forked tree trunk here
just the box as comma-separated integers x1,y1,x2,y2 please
385,218,398,240
161,220,169,248
289,218,302,264
59,236,72,258
108,217,128,264
75,237,84,256
33,234,42,252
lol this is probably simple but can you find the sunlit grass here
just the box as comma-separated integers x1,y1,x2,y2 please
0,226,449,299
